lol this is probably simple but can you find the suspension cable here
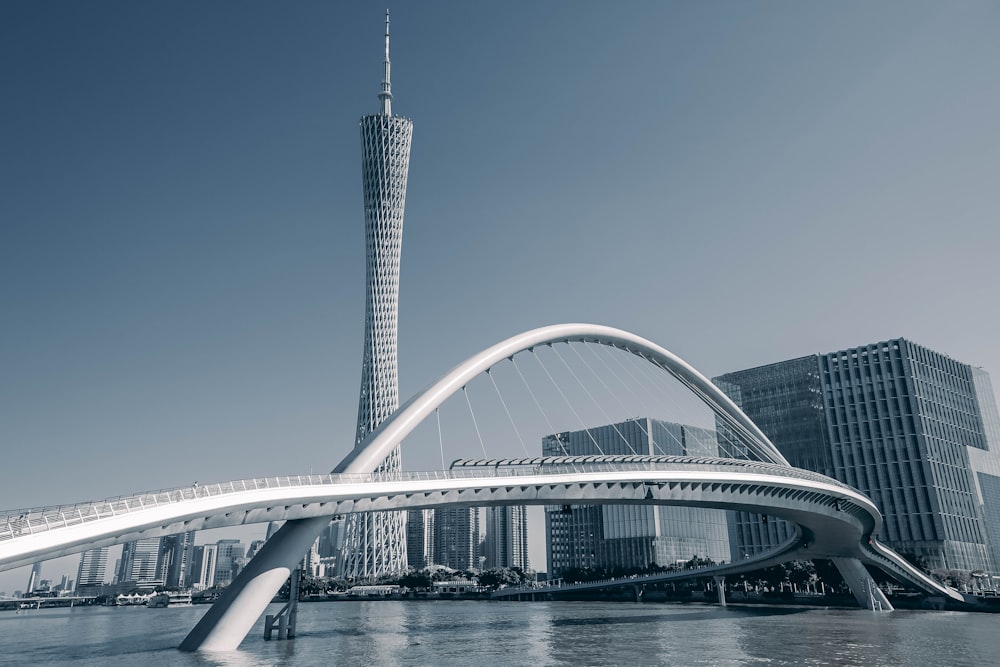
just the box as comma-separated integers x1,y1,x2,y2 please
531,346,605,455
462,386,488,458
633,354,735,458
583,343,659,437
436,407,446,471
487,367,530,456
552,342,637,454
511,354,567,455
574,343,656,445
614,346,691,456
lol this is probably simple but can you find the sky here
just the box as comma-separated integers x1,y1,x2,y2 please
2,1,1000,593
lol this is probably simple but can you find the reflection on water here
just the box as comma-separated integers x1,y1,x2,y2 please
1,601,998,666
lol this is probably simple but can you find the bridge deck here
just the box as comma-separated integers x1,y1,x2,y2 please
1,456,851,542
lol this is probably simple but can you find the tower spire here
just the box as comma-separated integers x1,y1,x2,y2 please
379,9,393,115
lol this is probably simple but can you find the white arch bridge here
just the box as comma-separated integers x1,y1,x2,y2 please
0,324,970,652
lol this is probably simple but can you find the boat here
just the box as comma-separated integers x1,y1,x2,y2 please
146,591,193,608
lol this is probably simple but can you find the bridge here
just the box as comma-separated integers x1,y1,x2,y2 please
0,324,968,651
0,594,94,610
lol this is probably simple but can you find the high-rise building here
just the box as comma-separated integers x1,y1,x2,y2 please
187,544,218,590
317,518,343,559
715,338,1000,573
339,12,413,580
213,539,245,587
157,531,196,589
246,540,266,562
76,547,109,594
25,562,42,595
544,418,732,577
433,508,480,571
303,538,323,578
484,506,529,570
406,509,435,569
117,538,161,586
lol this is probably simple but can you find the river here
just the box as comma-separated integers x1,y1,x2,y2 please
1,601,996,666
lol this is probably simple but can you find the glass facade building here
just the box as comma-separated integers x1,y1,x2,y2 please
213,539,245,587
484,505,529,570
157,531,196,589
406,509,435,569
715,338,1000,573
543,418,731,576
116,538,162,586
76,547,109,593
432,507,480,571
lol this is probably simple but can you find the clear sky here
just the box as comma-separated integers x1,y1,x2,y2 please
2,1,999,593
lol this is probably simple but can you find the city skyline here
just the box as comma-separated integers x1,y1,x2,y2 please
3,1,1000,594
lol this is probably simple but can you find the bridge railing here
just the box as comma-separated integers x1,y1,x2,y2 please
0,457,853,542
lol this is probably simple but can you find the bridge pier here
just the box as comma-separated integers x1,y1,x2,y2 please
713,576,726,606
832,558,893,611
264,566,301,641
179,516,330,652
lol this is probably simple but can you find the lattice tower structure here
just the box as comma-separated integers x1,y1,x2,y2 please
339,13,412,579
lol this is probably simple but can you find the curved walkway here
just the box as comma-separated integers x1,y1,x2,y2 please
0,456,959,604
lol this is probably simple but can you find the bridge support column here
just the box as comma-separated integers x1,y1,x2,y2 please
264,566,301,641
832,558,893,611
713,576,726,606
180,516,330,651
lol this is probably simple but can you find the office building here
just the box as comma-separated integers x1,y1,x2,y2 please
25,562,41,595
213,539,245,587
433,507,480,571
317,518,343,559
484,505,529,570
543,418,731,576
76,547,109,594
187,544,218,590
246,540,266,562
407,509,435,569
339,11,413,580
117,538,161,586
157,531,196,589
715,338,1000,573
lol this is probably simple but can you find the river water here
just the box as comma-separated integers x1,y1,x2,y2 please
0,601,996,666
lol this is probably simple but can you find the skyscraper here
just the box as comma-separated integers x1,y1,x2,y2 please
484,506,529,570
25,562,42,595
433,508,480,571
213,539,245,587
117,538,161,586
406,509,435,569
157,531,196,589
339,11,413,580
76,547,109,594
715,338,1000,573
187,544,218,590
544,418,732,576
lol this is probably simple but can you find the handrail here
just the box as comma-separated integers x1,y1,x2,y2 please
0,456,853,542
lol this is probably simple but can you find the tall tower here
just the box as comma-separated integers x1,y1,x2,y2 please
339,11,412,580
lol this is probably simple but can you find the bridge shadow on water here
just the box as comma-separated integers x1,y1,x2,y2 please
548,604,809,628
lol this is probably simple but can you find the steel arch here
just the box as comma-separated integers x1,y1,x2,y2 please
335,323,790,475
